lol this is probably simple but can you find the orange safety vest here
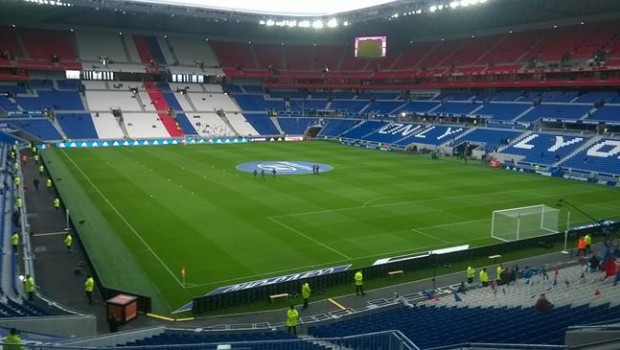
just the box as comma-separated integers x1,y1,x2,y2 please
577,238,586,250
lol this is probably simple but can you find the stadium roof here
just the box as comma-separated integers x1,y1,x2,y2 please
3,0,620,43
123,0,400,16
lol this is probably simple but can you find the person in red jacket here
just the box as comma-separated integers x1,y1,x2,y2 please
535,293,553,313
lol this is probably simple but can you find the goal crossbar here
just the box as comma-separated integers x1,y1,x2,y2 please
491,204,560,242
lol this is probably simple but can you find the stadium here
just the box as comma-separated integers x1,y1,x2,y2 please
1,0,620,348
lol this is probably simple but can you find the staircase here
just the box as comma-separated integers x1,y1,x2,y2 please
297,335,352,350
49,116,68,140
270,116,284,135
183,94,198,112
554,135,601,167
114,112,130,139
119,34,133,62
217,111,239,136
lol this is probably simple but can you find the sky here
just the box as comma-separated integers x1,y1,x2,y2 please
125,0,399,16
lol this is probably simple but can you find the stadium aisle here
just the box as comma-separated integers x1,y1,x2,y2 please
22,148,110,333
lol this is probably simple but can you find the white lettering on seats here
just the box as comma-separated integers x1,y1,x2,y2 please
587,140,620,158
548,136,583,152
437,128,462,140
513,134,539,150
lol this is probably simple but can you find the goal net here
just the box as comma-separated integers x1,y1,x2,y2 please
491,205,560,242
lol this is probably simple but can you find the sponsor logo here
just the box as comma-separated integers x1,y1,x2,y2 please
236,161,333,175
172,264,351,314
208,265,351,296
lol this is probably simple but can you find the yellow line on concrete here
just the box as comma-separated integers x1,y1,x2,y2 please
175,317,195,322
328,298,348,311
146,313,175,322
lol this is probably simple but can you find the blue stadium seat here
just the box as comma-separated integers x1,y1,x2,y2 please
499,132,589,165
317,119,362,137
243,113,280,135
341,120,389,139
456,128,522,151
516,104,592,123
57,113,99,139
560,138,620,176
9,118,63,141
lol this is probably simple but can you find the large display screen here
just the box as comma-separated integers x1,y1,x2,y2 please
354,36,387,58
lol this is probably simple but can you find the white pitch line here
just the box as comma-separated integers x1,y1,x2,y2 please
267,216,351,260
184,236,496,289
273,189,541,219
61,150,184,287
32,231,69,237
410,228,449,243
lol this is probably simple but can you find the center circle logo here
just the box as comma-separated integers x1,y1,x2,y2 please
236,161,334,175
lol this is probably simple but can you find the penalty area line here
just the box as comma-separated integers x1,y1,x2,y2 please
410,228,449,243
267,216,351,260
60,149,184,288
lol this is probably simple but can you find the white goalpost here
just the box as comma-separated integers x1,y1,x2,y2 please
491,204,560,242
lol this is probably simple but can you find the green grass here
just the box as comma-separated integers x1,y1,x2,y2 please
42,141,620,314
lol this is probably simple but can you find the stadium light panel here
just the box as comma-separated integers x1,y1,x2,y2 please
120,0,399,17
343,21,349,26
312,20,324,29
326,18,338,28
429,5,437,12
298,20,311,28
266,19,275,26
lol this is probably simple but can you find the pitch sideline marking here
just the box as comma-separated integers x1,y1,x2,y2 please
61,150,184,287
267,216,351,260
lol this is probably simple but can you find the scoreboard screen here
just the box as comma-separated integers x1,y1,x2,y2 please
354,36,387,58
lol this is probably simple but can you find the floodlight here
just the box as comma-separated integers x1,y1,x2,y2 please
437,4,444,10
259,20,265,24
312,20,324,29
266,19,275,26
343,21,349,26
429,5,437,12
299,20,311,28
286,20,297,27
450,1,459,8
326,18,338,28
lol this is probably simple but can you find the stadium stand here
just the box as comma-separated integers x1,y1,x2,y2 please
516,104,593,123
317,119,362,138
90,112,126,139
9,118,62,141
75,31,128,63
474,103,533,121
243,113,280,135
341,120,390,140
454,128,523,151
499,132,589,165
310,264,620,349
57,113,99,140
561,138,620,176
587,105,620,123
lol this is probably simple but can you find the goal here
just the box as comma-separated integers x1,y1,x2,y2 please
491,205,560,242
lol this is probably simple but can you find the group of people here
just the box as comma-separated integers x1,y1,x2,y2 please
466,264,521,289
286,270,365,335
253,167,276,179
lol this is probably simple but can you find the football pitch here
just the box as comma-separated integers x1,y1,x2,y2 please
42,141,620,314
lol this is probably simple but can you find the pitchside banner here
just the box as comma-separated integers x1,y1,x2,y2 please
208,265,351,296
173,264,351,314
41,137,249,149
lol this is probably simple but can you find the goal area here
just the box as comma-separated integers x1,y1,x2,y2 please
491,204,560,242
